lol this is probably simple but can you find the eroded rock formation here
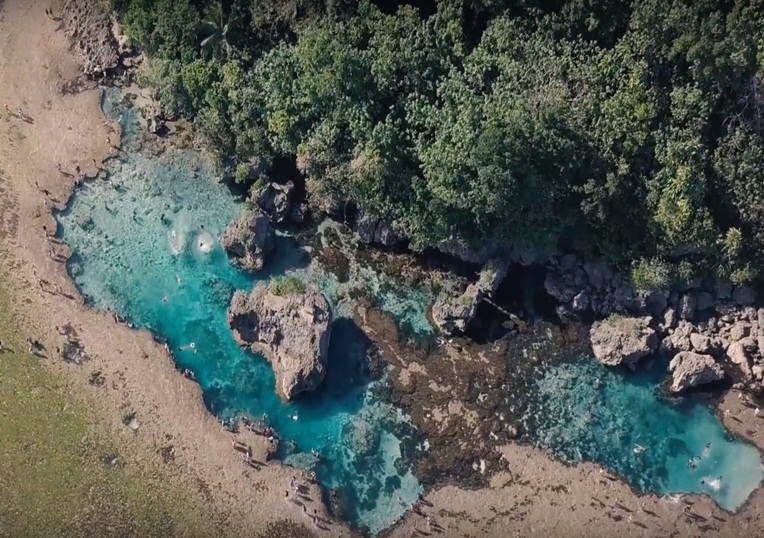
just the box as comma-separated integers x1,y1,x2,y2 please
62,0,120,77
356,209,406,249
432,258,508,335
221,210,275,272
668,351,725,393
254,181,295,223
589,315,658,367
227,281,332,400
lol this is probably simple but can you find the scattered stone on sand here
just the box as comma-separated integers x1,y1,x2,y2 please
668,351,725,393
589,315,658,367
221,210,275,272
61,338,89,364
227,281,332,400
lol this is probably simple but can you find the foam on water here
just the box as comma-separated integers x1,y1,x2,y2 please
526,357,764,510
58,90,424,535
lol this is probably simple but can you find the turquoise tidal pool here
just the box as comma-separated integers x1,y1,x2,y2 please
56,89,763,535
526,358,764,510
56,91,431,535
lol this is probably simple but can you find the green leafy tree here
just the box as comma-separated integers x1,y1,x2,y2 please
199,1,236,58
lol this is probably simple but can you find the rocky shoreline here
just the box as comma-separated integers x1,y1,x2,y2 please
62,0,764,410
544,254,763,396
421,244,764,397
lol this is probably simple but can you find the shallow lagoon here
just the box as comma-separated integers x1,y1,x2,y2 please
57,90,764,534
527,358,764,510
57,92,430,535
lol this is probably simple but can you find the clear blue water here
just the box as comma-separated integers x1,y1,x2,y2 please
526,357,764,510
57,89,764,532
57,90,428,535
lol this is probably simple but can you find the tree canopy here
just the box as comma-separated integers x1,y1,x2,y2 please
113,0,764,286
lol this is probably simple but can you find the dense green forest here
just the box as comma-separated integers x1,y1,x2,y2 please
113,0,764,288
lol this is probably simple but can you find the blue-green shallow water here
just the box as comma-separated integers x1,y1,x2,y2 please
526,357,764,510
57,91,430,535
58,89,763,530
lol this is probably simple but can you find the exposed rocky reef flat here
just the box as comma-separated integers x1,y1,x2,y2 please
354,298,588,486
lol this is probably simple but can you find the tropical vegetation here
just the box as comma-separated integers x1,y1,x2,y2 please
113,0,764,286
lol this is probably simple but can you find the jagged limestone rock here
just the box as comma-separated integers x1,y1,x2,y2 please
590,315,658,367
669,352,725,393
221,210,275,272
227,282,332,400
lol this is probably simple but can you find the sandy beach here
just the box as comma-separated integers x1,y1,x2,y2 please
2,1,764,538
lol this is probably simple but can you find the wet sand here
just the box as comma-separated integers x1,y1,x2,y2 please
1,1,764,538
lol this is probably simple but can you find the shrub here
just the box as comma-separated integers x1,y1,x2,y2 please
630,257,671,290
235,162,250,184
675,260,696,287
731,265,755,286
271,276,306,296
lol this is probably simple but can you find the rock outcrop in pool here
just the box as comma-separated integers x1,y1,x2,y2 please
228,281,332,401
221,210,275,272
590,315,658,367
669,351,726,393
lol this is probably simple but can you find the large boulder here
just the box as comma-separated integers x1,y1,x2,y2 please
660,320,694,355
590,316,658,367
727,340,754,379
355,209,406,248
636,289,668,317
227,281,332,400
544,273,577,304
431,258,508,335
255,181,295,223
678,294,697,321
695,291,715,313
431,284,481,335
583,261,613,290
689,332,716,355
732,286,756,306
668,352,725,393
221,211,275,272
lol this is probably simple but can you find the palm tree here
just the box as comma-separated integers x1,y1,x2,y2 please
200,1,234,57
